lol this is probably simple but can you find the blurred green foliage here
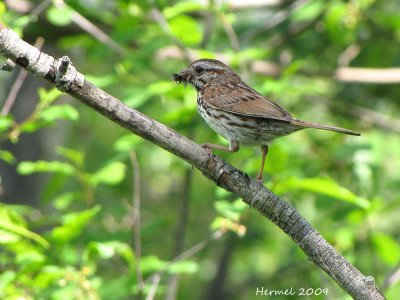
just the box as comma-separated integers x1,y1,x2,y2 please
0,0,400,299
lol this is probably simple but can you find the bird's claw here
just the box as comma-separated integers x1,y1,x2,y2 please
201,144,213,155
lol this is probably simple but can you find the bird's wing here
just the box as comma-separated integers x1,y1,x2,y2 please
202,82,292,121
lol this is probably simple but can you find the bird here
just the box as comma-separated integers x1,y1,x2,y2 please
173,58,360,182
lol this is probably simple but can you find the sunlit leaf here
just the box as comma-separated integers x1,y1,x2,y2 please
89,162,126,186
53,192,80,211
38,87,63,105
291,0,324,22
124,87,151,107
0,149,16,164
85,241,134,264
85,74,116,88
276,177,370,209
214,199,247,221
325,2,356,44
46,5,73,26
141,256,168,273
33,265,72,289
169,15,202,46
0,205,49,248
16,251,46,265
0,115,13,132
114,134,141,152
17,161,75,175
163,1,205,19
168,260,198,274
0,229,20,243
0,271,16,291
147,81,176,96
52,205,101,243
56,146,84,166
371,232,400,266
38,105,79,122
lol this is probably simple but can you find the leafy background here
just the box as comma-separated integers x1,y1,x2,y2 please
0,0,399,299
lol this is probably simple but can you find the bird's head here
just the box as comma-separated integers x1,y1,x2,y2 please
173,59,239,91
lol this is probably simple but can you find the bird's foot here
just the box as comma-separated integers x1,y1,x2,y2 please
201,144,213,155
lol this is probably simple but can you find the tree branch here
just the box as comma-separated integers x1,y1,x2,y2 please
0,26,385,300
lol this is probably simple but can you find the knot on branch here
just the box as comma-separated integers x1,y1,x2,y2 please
0,58,15,72
55,56,84,91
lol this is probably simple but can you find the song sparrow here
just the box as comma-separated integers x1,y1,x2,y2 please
173,59,360,182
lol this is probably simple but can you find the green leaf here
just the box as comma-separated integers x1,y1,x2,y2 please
325,2,356,45
371,232,400,266
214,199,247,221
114,134,141,152
84,241,134,264
0,229,20,243
38,105,79,122
0,115,13,132
89,162,126,186
33,265,72,289
0,150,16,164
141,256,168,273
52,205,101,243
124,86,151,107
276,177,370,209
0,271,16,292
169,15,202,46
38,87,63,105
163,1,205,19
0,1,5,16
291,0,324,22
53,192,80,211
147,81,176,96
20,105,78,133
168,260,198,274
56,146,84,166
16,250,46,266
85,74,116,88
17,160,75,175
46,5,73,26
0,205,49,248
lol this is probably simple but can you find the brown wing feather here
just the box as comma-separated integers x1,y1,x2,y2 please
202,82,292,121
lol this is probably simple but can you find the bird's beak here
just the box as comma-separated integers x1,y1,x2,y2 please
172,68,190,85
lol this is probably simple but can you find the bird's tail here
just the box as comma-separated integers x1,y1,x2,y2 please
290,119,361,136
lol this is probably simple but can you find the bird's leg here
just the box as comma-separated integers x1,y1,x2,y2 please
257,145,269,183
202,140,239,153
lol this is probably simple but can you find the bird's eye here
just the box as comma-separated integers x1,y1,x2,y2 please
195,66,204,73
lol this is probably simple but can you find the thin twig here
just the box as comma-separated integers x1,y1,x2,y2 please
54,0,126,56
165,168,192,300
265,12,323,48
146,273,161,300
383,265,400,289
18,0,52,29
244,0,310,42
130,152,145,295
147,0,192,64
308,95,400,133
1,37,45,116
146,229,226,286
200,0,215,48
218,12,240,51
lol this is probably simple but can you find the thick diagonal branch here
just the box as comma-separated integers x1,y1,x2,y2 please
0,26,385,300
